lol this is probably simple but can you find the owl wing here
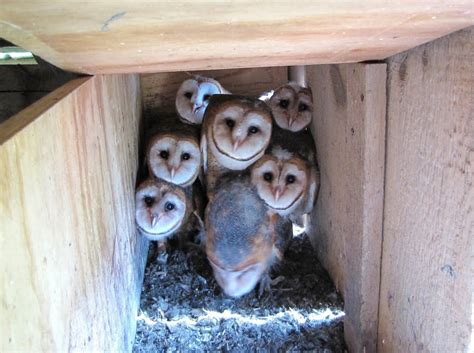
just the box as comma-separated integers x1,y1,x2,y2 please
303,166,320,215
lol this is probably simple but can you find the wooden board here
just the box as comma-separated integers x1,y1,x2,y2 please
307,63,386,353
0,75,148,352
0,2,472,74
0,92,46,124
378,27,473,353
0,57,77,123
141,66,287,115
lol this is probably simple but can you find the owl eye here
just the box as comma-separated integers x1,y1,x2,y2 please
184,92,193,99
144,196,155,207
279,99,290,109
225,119,235,129
203,94,211,101
263,172,273,182
286,175,296,184
165,202,175,211
160,150,169,160
181,152,190,161
248,126,259,135
298,103,309,112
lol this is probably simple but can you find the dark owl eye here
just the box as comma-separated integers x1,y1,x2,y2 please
225,119,235,129
165,202,175,211
144,196,154,207
182,152,190,161
248,126,259,134
263,172,273,182
203,94,211,101
286,175,296,184
279,99,289,109
160,150,169,160
184,92,193,99
298,103,309,112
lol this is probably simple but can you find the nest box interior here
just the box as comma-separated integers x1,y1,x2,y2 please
0,4,472,352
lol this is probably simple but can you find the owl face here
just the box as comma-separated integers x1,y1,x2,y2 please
208,257,268,298
147,134,201,187
135,179,187,240
268,83,313,132
251,153,309,215
176,77,226,125
208,97,272,170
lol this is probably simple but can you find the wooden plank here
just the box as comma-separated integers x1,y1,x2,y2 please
141,66,287,115
0,57,77,92
0,2,472,74
0,57,78,123
378,27,473,353
0,75,148,352
0,92,47,124
307,63,386,353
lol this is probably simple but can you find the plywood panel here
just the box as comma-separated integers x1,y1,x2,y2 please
307,63,386,353
378,27,473,353
141,66,287,115
0,75,148,352
0,2,472,74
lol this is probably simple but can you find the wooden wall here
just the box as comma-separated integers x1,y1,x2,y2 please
141,66,287,116
378,27,473,353
0,75,148,352
307,63,387,353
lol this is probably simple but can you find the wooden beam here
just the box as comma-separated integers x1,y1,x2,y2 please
0,75,148,352
0,2,472,74
378,27,473,353
307,62,387,353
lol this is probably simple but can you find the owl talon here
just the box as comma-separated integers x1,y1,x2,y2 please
258,273,273,299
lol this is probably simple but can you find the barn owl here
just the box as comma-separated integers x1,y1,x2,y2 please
201,95,272,193
135,175,207,251
205,173,292,298
262,82,313,132
146,114,201,187
251,126,320,222
176,76,229,125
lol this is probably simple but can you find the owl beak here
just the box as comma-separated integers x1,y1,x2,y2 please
170,168,176,179
273,187,282,201
151,214,158,228
193,104,202,113
233,138,244,152
288,117,296,127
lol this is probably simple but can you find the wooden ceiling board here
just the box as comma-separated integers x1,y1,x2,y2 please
0,2,472,74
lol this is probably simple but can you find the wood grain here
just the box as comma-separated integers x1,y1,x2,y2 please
0,2,472,74
0,75,148,352
307,63,386,353
378,27,473,353
141,66,287,117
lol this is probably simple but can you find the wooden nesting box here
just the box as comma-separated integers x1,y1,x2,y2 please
1,3,472,353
